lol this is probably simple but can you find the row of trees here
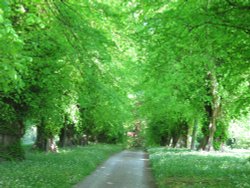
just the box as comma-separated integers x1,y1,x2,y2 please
1,0,249,160
132,0,249,150
0,0,136,160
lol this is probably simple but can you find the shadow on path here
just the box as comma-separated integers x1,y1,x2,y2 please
73,150,157,188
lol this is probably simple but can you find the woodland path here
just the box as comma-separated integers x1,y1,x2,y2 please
73,150,157,188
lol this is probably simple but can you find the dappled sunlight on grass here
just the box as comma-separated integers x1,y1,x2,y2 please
148,147,250,188
58,148,71,154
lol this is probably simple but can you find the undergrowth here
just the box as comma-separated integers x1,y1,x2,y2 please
0,144,123,188
148,148,250,188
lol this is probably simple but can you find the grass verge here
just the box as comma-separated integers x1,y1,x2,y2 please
148,148,250,188
0,144,123,188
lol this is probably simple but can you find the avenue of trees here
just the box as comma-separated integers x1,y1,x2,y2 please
132,0,249,150
0,0,249,160
0,0,135,159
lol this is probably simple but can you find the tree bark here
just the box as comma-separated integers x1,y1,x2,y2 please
191,119,198,150
0,120,25,160
0,96,27,160
198,105,211,151
166,136,171,146
205,118,216,151
35,118,57,152
59,121,75,147
172,130,180,148
35,118,47,151
180,122,189,148
205,72,220,151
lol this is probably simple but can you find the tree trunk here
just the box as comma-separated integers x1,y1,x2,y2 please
199,135,209,150
180,122,189,148
35,118,57,152
205,116,216,151
0,96,28,160
47,137,57,152
59,123,75,147
0,120,25,160
75,134,88,146
160,134,169,146
35,118,47,151
172,133,180,148
0,134,24,160
166,136,171,146
205,72,220,151
191,119,198,150
59,126,66,147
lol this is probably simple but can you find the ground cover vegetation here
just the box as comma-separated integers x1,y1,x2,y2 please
148,148,250,188
0,144,122,187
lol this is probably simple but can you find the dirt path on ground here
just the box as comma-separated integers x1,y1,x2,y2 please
73,150,157,188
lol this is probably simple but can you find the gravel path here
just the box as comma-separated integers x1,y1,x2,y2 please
73,150,156,188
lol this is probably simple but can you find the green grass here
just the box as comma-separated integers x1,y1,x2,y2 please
0,144,123,188
148,148,250,188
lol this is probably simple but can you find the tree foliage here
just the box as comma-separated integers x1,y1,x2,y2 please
132,0,250,149
0,0,134,159
0,0,249,159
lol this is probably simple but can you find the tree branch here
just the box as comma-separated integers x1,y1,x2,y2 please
225,0,250,10
188,21,250,35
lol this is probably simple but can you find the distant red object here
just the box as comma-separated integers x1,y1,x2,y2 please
127,132,137,137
